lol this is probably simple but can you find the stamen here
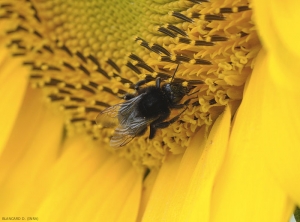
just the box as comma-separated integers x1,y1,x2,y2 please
177,37,191,44
159,56,177,63
85,107,102,113
157,27,177,38
96,67,110,79
189,13,225,21
190,59,212,65
70,97,85,102
43,45,54,54
150,43,171,56
58,44,73,57
64,83,76,90
0,3,12,7
87,55,101,67
239,31,249,37
128,53,145,63
47,65,61,71
174,55,191,63
78,64,90,76
192,40,214,46
87,81,99,89
166,24,188,37
206,36,228,42
93,100,111,107
58,89,71,95
188,0,209,3
112,73,133,85
135,62,155,72
137,39,159,54
62,62,75,71
126,62,142,74
63,105,79,110
106,58,121,73
98,85,122,97
27,0,41,23
170,11,193,23
76,51,87,63
48,95,64,102
217,6,250,13
77,84,96,94
70,118,87,123
29,74,43,79
47,78,63,85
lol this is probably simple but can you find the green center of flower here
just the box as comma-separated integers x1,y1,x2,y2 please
1,0,261,171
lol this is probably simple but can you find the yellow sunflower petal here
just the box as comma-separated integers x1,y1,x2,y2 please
0,46,28,152
137,169,159,221
210,50,295,221
252,0,300,90
262,51,300,205
115,173,142,222
35,136,110,220
253,0,300,57
253,1,300,205
31,135,141,222
177,105,231,222
141,152,183,221
142,105,231,221
0,87,63,215
141,126,205,221
159,126,206,221
95,166,142,222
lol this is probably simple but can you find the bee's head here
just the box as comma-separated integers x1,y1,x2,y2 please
162,83,190,104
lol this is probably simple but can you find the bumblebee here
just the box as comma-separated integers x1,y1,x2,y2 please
96,66,199,147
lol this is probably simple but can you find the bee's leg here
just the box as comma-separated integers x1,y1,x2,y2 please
153,99,198,133
151,100,190,137
155,77,161,88
149,110,170,139
123,93,135,100
169,98,191,109
153,106,188,130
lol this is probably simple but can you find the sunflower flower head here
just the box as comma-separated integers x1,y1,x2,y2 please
1,0,260,171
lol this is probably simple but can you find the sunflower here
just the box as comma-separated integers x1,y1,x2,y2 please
0,0,299,221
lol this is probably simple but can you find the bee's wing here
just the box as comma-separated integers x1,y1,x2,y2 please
110,127,135,147
95,104,121,128
96,94,145,128
110,115,155,147
117,93,145,125
96,94,155,147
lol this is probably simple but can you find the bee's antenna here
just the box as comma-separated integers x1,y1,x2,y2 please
170,63,180,83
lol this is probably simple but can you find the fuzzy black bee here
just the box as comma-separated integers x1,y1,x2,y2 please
96,65,201,147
